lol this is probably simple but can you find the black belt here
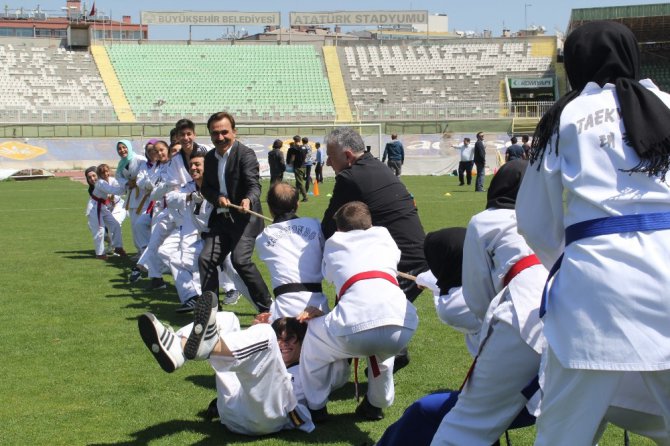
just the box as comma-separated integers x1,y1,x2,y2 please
273,283,322,298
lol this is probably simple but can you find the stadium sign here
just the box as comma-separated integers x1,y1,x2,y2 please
510,78,554,89
141,11,280,26
289,10,429,26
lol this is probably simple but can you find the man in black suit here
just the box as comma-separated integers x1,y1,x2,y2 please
474,131,486,192
320,127,428,373
321,127,427,302
198,111,272,313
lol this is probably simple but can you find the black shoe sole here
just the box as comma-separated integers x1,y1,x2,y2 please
138,313,177,373
184,291,218,360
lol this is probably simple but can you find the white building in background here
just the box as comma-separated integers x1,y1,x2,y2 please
414,14,448,33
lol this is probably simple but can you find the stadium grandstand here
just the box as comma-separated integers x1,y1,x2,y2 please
0,2,669,178
568,3,670,92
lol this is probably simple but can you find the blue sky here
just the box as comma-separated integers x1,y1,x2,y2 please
23,0,664,39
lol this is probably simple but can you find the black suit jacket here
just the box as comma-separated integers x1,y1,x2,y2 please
321,152,426,273
201,140,264,237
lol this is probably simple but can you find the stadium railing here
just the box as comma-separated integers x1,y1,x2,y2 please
0,101,554,124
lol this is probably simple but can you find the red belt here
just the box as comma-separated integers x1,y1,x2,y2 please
92,196,110,225
460,253,541,391
337,270,399,304
337,270,399,393
503,254,541,287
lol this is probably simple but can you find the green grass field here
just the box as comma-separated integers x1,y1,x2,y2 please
0,175,650,445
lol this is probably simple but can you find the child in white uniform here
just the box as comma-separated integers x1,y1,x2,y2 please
255,182,329,321
431,160,548,446
298,201,418,421
85,164,127,259
114,139,148,254
516,22,670,444
138,292,315,436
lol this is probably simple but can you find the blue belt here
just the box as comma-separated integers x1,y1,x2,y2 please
540,211,670,317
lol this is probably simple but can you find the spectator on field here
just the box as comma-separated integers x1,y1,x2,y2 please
314,142,324,183
505,136,525,162
287,135,308,202
452,137,475,186
302,137,314,192
268,139,286,184
474,132,486,192
382,133,405,176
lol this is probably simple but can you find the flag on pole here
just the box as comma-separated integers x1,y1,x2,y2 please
89,2,96,17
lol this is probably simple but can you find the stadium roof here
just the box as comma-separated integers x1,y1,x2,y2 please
568,3,670,42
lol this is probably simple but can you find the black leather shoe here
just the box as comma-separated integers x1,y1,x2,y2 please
393,351,410,373
309,406,329,423
355,395,384,421
204,398,219,420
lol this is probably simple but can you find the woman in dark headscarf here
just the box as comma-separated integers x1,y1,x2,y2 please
115,139,148,255
424,159,549,445
517,21,670,444
419,227,482,357
378,161,544,446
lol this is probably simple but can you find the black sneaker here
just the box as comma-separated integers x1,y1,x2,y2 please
175,296,198,314
148,278,166,290
308,406,329,423
355,395,384,421
204,398,219,421
129,266,142,283
184,291,219,360
393,351,410,374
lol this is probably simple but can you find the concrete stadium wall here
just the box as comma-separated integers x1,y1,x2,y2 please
0,137,513,181
0,119,512,140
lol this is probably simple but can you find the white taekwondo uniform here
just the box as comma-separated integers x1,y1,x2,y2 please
300,226,418,411
255,216,329,321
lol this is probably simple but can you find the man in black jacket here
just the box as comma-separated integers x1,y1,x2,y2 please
474,131,486,192
198,111,272,313
321,127,428,372
321,127,427,302
267,139,286,184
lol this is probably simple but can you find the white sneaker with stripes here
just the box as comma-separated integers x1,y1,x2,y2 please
184,291,220,360
138,313,185,373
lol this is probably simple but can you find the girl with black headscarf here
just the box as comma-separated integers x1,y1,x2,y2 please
428,159,549,444
416,227,482,357
516,21,670,444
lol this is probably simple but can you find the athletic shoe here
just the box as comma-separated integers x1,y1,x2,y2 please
393,351,410,374
355,395,384,421
148,278,167,290
308,406,329,423
114,247,128,257
96,254,108,260
129,266,142,283
184,291,219,360
175,296,198,314
138,313,185,373
203,398,219,421
222,289,241,305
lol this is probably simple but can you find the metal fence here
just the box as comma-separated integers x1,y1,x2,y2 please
0,101,555,124
351,101,555,122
